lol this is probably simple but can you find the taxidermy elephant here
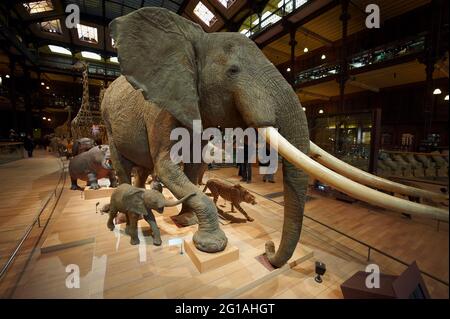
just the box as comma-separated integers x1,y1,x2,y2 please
69,145,117,190
102,8,448,268
104,184,195,245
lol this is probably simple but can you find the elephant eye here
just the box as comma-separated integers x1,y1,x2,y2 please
227,65,240,76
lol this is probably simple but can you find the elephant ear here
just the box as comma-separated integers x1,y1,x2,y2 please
123,187,148,216
110,7,203,129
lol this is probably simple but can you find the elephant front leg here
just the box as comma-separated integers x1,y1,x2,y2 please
108,171,118,188
149,111,227,253
127,213,140,245
107,208,118,231
87,173,100,190
109,140,133,185
144,213,162,246
174,163,204,226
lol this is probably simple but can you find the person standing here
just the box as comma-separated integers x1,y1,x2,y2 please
23,134,35,158
259,142,275,183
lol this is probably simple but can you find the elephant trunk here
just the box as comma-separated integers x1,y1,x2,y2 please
265,81,309,268
164,192,196,207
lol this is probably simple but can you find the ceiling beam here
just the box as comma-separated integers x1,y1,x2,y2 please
297,26,333,47
297,89,331,100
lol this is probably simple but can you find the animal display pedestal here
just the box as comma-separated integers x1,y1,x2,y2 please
184,240,239,273
83,187,115,200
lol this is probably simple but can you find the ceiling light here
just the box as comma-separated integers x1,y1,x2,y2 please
286,67,291,72
42,117,46,120
5,74,10,78
321,54,326,60
81,51,101,60
433,88,442,95
48,45,72,55
46,86,50,90
319,109,324,114
0,76,2,85
48,118,51,122
109,57,119,63
302,107,306,111
303,47,309,53
41,82,45,86
445,95,449,101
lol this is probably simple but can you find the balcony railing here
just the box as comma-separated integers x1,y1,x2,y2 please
295,36,426,86
242,0,310,38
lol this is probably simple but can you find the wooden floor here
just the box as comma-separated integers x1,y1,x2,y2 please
0,150,62,270
0,158,448,298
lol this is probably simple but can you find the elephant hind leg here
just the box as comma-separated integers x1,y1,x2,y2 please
109,140,133,185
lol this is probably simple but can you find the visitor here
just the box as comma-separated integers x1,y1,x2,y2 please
240,139,252,183
23,134,35,158
260,143,275,183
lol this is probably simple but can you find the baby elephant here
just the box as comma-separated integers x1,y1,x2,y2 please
103,184,195,246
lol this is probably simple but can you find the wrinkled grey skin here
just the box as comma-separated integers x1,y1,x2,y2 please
102,8,309,267
72,137,95,157
104,184,195,245
69,145,117,190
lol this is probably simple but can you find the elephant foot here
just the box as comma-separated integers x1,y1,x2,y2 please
172,211,198,226
193,228,227,253
130,237,140,245
89,183,100,190
153,237,162,246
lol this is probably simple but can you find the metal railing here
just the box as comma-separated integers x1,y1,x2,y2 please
0,157,67,282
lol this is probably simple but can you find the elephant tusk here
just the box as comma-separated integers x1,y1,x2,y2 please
263,127,449,222
309,141,448,201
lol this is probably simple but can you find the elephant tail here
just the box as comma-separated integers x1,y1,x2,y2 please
164,192,196,207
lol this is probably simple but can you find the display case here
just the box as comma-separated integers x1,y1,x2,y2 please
310,111,375,172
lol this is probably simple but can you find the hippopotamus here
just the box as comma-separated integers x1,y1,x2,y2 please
69,145,117,190
72,137,96,157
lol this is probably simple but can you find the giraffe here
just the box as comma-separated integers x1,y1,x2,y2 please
71,60,95,140
54,105,72,139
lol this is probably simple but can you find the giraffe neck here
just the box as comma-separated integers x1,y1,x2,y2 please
81,68,89,111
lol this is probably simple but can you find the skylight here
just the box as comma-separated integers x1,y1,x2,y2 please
77,24,98,43
240,29,251,37
217,0,236,9
109,57,119,63
252,11,281,28
48,45,72,55
193,1,217,27
40,19,62,34
23,0,54,14
81,51,101,61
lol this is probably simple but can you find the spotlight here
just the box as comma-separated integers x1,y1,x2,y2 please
47,118,51,122
445,95,449,101
41,82,45,86
321,54,326,60
433,88,442,95
314,261,326,283
46,86,50,90
286,67,291,72
319,109,324,114
303,47,309,53
302,107,306,111
42,117,46,120
5,74,10,78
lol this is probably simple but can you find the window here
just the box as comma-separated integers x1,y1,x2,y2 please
81,51,101,61
48,45,72,55
252,11,281,28
40,19,62,34
193,1,217,27
77,24,98,44
217,0,236,9
239,29,251,37
23,0,53,14
109,57,119,63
